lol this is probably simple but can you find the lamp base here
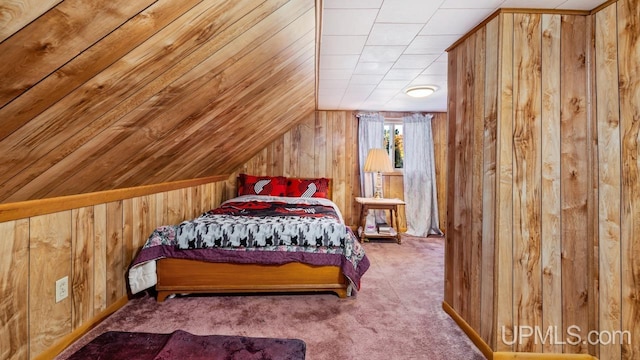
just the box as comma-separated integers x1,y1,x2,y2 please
373,171,383,199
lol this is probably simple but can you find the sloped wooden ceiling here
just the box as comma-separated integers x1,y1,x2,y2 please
0,0,317,203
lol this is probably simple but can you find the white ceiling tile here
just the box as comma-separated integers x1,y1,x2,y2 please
360,46,406,62
376,0,441,23
366,23,424,46
439,0,504,8
384,68,422,80
320,55,360,69
345,84,378,95
350,74,385,85
318,92,345,109
556,0,606,10
368,88,401,100
434,52,448,63
354,62,395,75
421,61,448,75
404,35,459,54
341,91,370,103
420,9,491,35
322,9,378,35
340,100,365,110
319,69,354,80
318,79,350,89
318,89,344,107
321,36,368,55
410,75,448,88
378,80,411,89
500,0,565,8
394,54,439,68
324,0,383,9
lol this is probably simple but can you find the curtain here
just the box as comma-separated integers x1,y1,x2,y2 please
357,113,385,197
357,113,386,228
402,113,443,236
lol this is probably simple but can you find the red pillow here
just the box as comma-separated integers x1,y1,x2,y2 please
286,178,330,198
237,174,287,196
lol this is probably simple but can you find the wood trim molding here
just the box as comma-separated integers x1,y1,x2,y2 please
443,301,599,360
442,301,494,359
0,174,229,222
494,352,598,360
32,296,129,360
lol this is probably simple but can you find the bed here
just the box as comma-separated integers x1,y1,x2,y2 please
128,175,370,301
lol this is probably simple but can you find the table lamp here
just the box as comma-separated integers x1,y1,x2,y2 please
364,148,393,199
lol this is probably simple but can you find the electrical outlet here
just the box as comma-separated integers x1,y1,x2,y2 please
55,276,68,303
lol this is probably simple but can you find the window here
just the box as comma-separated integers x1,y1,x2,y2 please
384,121,404,169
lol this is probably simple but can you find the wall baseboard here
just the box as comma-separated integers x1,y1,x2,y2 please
33,296,129,360
494,353,597,359
442,301,598,360
442,301,494,359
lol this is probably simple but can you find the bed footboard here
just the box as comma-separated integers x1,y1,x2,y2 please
155,258,349,301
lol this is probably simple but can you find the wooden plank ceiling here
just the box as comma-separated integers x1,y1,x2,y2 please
0,0,317,203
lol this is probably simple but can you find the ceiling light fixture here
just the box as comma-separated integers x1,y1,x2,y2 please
404,85,438,98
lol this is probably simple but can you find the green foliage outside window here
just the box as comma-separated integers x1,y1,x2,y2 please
384,124,403,169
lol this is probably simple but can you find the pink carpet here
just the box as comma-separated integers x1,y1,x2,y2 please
57,236,485,360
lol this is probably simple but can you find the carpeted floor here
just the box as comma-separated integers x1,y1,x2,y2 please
57,235,485,360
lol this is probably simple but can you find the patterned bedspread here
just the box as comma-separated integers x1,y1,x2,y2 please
128,195,370,295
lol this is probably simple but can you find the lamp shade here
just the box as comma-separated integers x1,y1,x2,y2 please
364,148,393,173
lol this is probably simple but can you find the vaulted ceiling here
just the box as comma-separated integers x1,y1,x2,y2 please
0,0,317,203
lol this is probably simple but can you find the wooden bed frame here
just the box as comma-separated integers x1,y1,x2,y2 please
156,258,350,301
154,176,350,302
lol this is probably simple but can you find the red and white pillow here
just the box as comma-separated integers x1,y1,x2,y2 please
286,177,330,198
237,174,287,197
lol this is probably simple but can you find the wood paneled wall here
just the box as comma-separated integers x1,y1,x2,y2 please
0,0,316,203
0,180,228,359
445,2,640,359
236,110,448,231
594,1,640,359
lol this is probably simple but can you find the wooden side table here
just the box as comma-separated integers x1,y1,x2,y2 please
355,197,405,244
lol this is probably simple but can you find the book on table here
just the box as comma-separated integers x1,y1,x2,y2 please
376,222,393,235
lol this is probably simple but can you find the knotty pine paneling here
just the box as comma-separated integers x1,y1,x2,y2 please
512,13,543,353
0,0,205,141
446,3,640,359
0,220,29,360
237,110,448,231
560,14,590,355
382,173,406,232
495,12,515,353
615,1,640,359
29,211,72,357
431,113,448,233
0,179,229,359
595,6,622,359
480,16,499,348
540,13,563,355
444,45,458,308
0,0,60,42
0,0,316,204
470,28,486,336
71,206,95,329
0,0,154,107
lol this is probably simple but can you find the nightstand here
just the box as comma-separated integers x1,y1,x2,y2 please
355,197,405,244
